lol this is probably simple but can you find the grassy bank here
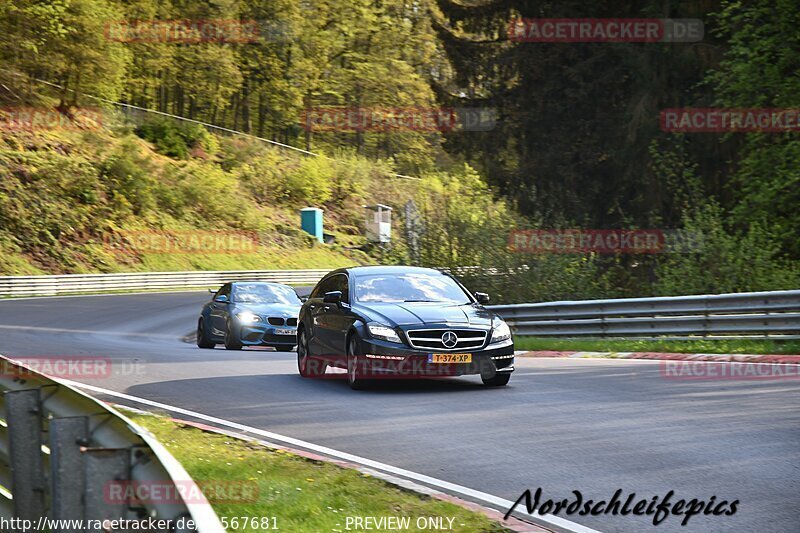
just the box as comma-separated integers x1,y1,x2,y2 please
0,114,413,275
514,337,800,355
130,413,509,533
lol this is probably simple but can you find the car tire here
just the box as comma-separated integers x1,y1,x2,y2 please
297,329,325,377
224,320,243,350
347,335,368,390
196,318,216,349
482,372,511,387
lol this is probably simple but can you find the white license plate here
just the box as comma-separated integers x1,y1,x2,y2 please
274,328,295,336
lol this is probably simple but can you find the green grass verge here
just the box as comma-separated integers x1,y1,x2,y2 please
514,337,800,355
0,243,366,276
129,413,510,533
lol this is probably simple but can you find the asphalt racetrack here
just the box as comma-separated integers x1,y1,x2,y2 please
1,292,798,532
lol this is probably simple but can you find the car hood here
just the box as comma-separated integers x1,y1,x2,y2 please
234,303,301,317
357,302,494,327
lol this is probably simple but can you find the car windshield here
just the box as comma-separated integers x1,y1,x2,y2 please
232,283,300,304
354,272,470,304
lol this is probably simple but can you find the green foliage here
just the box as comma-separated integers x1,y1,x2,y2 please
0,129,365,274
0,0,131,102
415,164,507,267
0,0,797,299
100,141,160,216
707,0,800,259
653,204,800,295
134,118,217,159
238,153,334,206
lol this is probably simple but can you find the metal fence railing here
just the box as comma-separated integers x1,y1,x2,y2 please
0,355,224,531
488,289,800,339
1,270,798,339
0,270,330,297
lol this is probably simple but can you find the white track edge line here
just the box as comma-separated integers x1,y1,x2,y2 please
60,380,601,533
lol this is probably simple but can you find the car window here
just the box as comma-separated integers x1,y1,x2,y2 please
215,283,231,300
232,283,300,304
311,275,337,299
330,274,349,303
354,272,470,304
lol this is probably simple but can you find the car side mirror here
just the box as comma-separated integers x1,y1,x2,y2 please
474,292,490,305
323,291,342,305
214,294,229,304
300,295,309,303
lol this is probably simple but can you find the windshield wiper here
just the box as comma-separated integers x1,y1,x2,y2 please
402,299,438,302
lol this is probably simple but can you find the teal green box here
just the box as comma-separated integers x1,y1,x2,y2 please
300,207,323,242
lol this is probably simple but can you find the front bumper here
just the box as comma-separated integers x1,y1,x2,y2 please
347,336,514,378
239,324,297,347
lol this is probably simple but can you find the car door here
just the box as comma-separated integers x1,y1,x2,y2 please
209,283,232,335
322,273,354,355
306,276,336,356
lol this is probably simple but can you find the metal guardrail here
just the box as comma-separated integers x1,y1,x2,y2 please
0,270,330,297
1,269,797,339
0,355,224,531
488,289,800,339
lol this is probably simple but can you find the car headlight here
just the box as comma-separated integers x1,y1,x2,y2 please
490,320,511,343
367,322,402,343
236,311,262,323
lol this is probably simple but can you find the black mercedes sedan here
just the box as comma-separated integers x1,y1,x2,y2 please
296,266,514,389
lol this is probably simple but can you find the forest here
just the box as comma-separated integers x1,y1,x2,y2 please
0,0,797,300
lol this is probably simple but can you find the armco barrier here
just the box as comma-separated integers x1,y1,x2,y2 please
0,269,330,297
0,270,797,339
0,355,224,531
488,289,800,339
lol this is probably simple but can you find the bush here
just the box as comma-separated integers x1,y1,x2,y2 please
100,142,160,216
653,204,800,295
238,153,334,206
135,117,217,159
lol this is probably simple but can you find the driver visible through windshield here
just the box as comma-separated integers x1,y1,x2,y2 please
232,283,301,304
354,272,470,304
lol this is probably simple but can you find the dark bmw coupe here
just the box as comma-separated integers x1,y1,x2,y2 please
296,266,514,389
197,281,302,351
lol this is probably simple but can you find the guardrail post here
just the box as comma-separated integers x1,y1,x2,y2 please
600,304,607,338
4,389,46,521
763,297,771,338
83,448,130,530
50,417,89,525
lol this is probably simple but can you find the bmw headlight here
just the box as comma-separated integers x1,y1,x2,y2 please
236,311,262,323
490,320,511,344
367,322,402,343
